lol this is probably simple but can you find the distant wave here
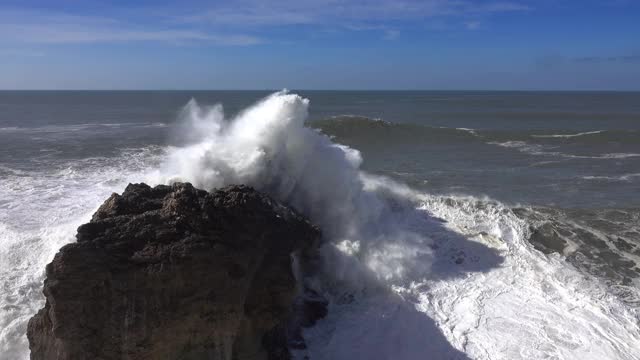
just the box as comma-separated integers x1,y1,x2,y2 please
454,127,479,136
0,122,167,132
309,116,482,143
595,153,640,159
532,130,604,138
311,117,640,165
489,141,640,160
322,114,389,124
582,173,640,181
488,141,557,157
529,129,640,144
309,115,395,129
565,152,640,159
311,117,640,148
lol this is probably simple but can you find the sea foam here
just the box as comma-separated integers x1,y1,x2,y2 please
151,91,640,359
152,90,435,287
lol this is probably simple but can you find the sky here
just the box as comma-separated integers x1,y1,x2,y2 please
0,0,639,90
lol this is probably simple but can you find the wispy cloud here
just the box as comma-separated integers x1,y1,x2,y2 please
0,49,45,57
472,2,530,12
0,1,531,47
535,53,640,69
342,23,401,40
574,55,640,64
464,21,482,30
176,0,531,27
180,8,315,26
383,29,400,40
0,9,261,45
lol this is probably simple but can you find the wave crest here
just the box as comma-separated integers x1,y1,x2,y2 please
152,91,437,286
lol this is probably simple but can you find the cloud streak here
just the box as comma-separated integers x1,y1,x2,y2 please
535,53,640,70
0,49,45,57
574,55,640,64
0,10,261,45
0,1,531,47
465,21,482,30
176,0,531,27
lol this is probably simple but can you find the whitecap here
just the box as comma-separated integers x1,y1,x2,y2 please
532,130,605,138
582,173,640,181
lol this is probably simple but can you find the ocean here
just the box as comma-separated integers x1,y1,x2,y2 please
1,90,639,359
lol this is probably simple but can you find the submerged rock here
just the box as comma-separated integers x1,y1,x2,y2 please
528,223,568,255
27,182,321,360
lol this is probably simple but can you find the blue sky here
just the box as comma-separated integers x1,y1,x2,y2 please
1,0,639,90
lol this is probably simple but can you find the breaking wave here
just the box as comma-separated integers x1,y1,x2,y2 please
152,93,436,286
150,91,640,359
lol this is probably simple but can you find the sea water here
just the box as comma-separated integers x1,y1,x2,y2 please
1,90,639,359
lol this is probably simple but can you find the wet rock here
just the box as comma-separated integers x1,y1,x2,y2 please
27,182,320,360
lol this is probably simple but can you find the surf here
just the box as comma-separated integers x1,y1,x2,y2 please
150,91,640,359
1,91,639,359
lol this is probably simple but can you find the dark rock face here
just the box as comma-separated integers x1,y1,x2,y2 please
27,183,320,360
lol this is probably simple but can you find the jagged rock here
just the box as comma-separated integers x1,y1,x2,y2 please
27,182,320,360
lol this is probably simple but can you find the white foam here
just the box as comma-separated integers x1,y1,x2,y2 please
0,147,163,358
595,153,640,159
151,91,435,286
532,130,605,138
413,194,640,360
582,173,640,182
489,141,640,160
455,127,479,136
488,140,560,156
300,180,640,359
0,123,168,133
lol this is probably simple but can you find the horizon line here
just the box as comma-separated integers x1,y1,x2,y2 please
1,89,640,92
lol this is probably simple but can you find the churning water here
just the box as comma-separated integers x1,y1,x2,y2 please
1,91,639,359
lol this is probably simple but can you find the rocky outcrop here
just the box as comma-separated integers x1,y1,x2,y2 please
27,183,321,360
